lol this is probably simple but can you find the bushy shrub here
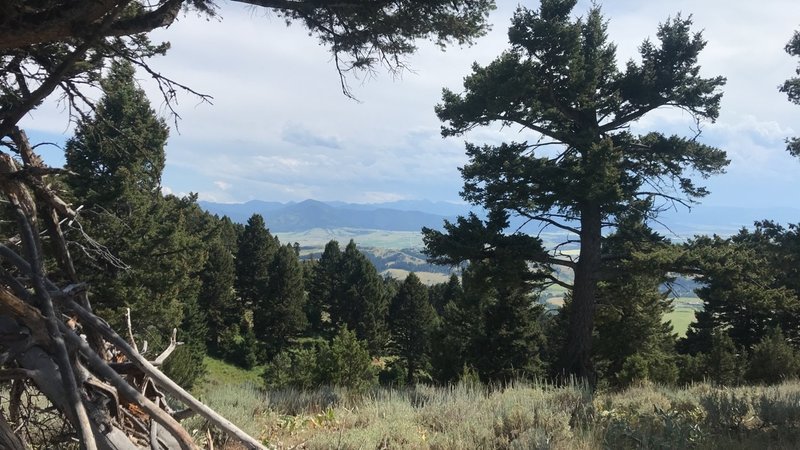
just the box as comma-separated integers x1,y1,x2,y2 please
378,357,408,386
699,389,753,431
218,324,260,369
706,331,744,386
263,326,377,392
614,352,679,388
746,328,800,385
757,385,800,426
318,326,377,392
680,330,744,386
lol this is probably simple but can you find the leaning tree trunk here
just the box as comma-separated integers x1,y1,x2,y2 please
0,127,267,449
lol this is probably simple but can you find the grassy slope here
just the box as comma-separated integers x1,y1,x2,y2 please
193,360,800,450
194,356,264,397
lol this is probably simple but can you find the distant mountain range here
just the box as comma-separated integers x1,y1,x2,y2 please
199,199,800,236
198,199,461,232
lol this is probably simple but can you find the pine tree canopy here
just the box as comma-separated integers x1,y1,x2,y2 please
0,0,496,137
425,0,728,381
782,29,800,157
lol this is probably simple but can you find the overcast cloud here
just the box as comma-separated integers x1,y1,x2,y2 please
20,0,800,209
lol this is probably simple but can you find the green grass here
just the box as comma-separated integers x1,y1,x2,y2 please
664,309,697,337
665,296,702,337
194,356,264,397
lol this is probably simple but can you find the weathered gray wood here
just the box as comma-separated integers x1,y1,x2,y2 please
66,300,268,450
0,318,144,450
0,409,28,450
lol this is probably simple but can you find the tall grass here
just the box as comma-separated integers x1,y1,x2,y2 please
190,378,800,449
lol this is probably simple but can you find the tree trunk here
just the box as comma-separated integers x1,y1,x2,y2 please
0,410,28,450
561,203,602,383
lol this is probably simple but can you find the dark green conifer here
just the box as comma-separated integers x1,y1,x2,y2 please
389,273,439,383
199,239,239,354
256,244,308,358
336,241,389,355
428,0,728,380
307,240,343,333
65,62,206,385
593,208,679,386
235,214,277,309
781,29,800,157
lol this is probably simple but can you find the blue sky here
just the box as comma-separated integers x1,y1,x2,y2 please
21,0,800,212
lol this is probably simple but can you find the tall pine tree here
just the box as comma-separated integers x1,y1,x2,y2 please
307,240,343,334
236,214,277,310
65,62,207,378
335,241,389,355
256,244,308,359
781,28,800,157
389,273,439,383
427,0,728,379
592,208,679,386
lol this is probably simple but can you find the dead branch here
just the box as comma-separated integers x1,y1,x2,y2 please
59,320,198,450
0,410,28,450
154,329,178,365
126,308,139,353
65,299,269,450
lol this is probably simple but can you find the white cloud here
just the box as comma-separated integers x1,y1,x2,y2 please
213,180,232,190
16,0,800,209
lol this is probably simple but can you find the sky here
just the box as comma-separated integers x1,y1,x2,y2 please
20,0,800,211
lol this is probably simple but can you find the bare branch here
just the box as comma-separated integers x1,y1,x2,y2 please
66,299,269,450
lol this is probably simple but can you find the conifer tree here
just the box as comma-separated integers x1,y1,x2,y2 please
65,62,206,372
468,259,547,382
335,241,389,355
164,294,208,388
426,212,546,382
307,240,343,333
389,273,439,383
199,238,239,354
781,29,800,157
256,244,308,358
428,273,464,315
236,214,277,310
66,61,165,206
680,223,800,354
592,209,679,386
426,0,728,379
745,328,800,384
430,274,481,383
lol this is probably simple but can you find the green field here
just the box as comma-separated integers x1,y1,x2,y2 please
194,356,264,397
664,297,702,337
275,228,424,250
664,309,696,337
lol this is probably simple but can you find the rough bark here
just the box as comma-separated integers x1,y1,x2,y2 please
0,410,28,450
561,204,602,383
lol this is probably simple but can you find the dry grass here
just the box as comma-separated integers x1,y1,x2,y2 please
192,378,800,449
